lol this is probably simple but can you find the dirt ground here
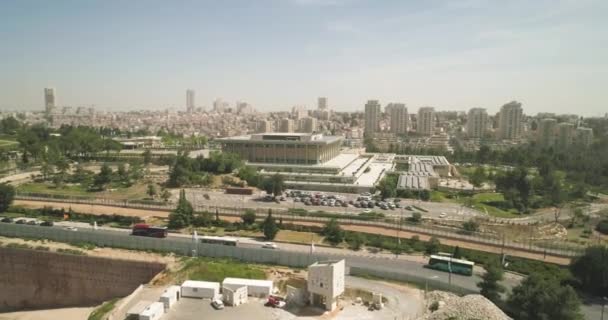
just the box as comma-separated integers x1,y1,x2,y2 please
0,307,93,320
13,199,570,265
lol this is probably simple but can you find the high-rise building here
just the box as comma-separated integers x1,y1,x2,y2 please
279,118,295,133
256,120,273,133
575,127,594,146
389,103,408,135
292,106,308,119
44,88,55,114
466,108,488,138
497,101,523,140
417,107,435,136
299,117,317,133
537,118,557,147
318,97,327,110
213,98,228,113
186,89,195,113
364,100,381,136
236,101,253,114
556,122,575,148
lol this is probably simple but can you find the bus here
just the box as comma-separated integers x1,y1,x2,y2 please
131,224,168,238
199,236,238,246
426,255,474,276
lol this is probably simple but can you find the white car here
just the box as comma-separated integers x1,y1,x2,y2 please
211,299,224,310
262,242,278,249
64,226,78,231
439,212,447,218
363,209,372,214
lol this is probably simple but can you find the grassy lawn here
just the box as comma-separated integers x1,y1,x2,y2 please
88,298,119,320
275,230,324,244
17,182,154,201
430,190,448,202
169,257,266,283
458,192,521,218
18,183,91,197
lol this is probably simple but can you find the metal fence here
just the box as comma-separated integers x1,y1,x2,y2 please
0,223,480,296
14,192,586,258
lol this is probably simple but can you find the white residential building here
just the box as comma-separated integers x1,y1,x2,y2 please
364,100,381,137
389,103,408,135
307,260,345,311
497,101,523,140
417,107,435,136
466,108,488,138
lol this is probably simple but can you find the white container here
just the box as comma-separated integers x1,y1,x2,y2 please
181,280,220,299
222,278,273,298
159,285,181,311
139,302,164,320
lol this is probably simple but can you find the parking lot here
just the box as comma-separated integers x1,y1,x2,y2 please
179,188,481,221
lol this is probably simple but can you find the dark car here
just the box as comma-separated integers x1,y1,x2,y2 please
15,219,26,224
40,221,54,227
26,220,38,225
0,217,13,223
367,202,375,208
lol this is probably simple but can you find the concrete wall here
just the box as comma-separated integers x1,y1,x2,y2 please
0,248,165,312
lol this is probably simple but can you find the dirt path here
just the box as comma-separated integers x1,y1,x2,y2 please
0,307,94,320
14,199,570,265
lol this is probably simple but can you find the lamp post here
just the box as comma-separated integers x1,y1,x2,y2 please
601,297,607,320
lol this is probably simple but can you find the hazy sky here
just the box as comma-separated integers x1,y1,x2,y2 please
1,0,607,115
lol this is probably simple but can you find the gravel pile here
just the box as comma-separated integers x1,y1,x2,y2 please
421,291,511,320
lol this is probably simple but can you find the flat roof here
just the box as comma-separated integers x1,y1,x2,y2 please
182,280,220,289
140,302,164,316
223,277,273,288
126,301,153,315
397,175,430,190
219,133,342,144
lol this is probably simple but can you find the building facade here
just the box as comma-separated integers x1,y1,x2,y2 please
417,107,435,136
466,108,488,138
389,103,408,135
279,118,295,133
307,260,345,311
497,101,523,140
318,97,327,110
537,118,557,147
44,88,55,114
364,100,381,137
219,133,343,165
186,89,195,113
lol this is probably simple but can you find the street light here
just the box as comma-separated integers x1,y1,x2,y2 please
601,297,607,320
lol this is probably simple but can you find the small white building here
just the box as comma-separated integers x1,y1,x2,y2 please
222,278,273,298
181,280,220,299
307,259,345,311
223,284,248,306
159,285,181,311
139,302,164,320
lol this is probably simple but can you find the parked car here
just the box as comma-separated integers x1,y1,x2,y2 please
64,226,78,231
262,242,278,249
439,212,447,218
0,217,13,223
26,220,38,225
211,299,225,310
363,209,372,214
341,202,348,207
15,219,26,224
40,221,54,227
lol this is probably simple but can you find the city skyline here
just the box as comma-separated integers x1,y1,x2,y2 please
1,0,607,116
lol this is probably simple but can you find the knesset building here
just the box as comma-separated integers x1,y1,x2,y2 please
219,133,453,193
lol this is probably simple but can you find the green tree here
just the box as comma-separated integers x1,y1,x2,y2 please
469,166,486,188
143,149,152,165
377,175,397,199
93,163,113,190
419,190,431,201
410,211,422,223
570,246,608,296
262,210,279,240
507,274,583,320
192,211,214,227
161,189,171,203
146,184,157,198
477,260,505,304
425,236,441,255
0,183,15,213
346,232,365,251
168,189,194,229
452,246,462,259
323,218,344,245
241,209,257,225
462,219,480,233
